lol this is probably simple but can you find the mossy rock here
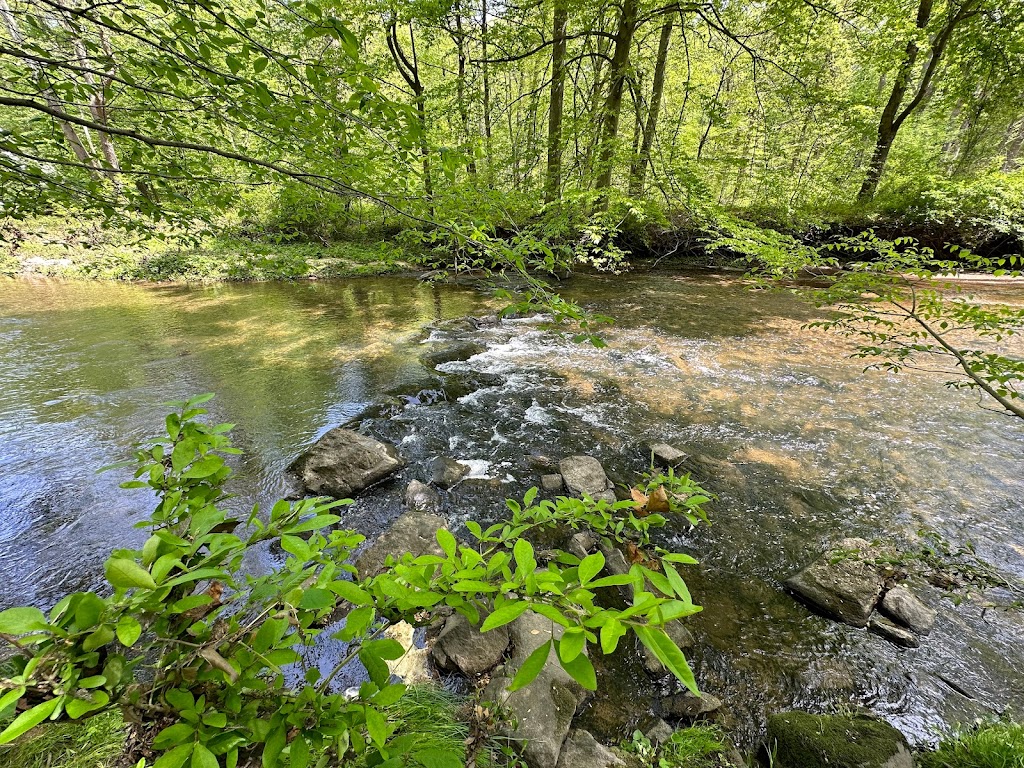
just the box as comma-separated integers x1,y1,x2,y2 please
767,712,914,768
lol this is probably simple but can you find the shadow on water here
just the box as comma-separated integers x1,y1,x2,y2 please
0,272,1022,748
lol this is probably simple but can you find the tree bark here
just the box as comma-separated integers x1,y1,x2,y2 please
593,0,640,197
544,0,568,203
628,16,672,197
857,0,978,202
387,21,433,208
481,0,493,176
453,7,477,176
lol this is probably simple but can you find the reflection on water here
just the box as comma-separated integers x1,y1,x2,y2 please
0,272,1022,748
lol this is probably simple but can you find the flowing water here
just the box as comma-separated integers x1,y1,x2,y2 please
1,273,1022,749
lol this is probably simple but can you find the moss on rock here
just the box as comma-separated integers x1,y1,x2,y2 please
767,711,913,768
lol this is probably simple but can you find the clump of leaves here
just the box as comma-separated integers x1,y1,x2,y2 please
623,725,729,768
0,396,709,767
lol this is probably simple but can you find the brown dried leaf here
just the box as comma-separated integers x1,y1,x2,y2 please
647,486,670,514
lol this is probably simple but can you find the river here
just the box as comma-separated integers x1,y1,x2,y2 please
0,273,1021,748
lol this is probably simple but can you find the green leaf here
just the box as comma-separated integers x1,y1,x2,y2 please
634,626,698,694
480,601,530,632
560,652,596,690
192,742,219,768
0,607,47,635
507,639,550,692
154,723,195,749
105,558,158,590
663,565,692,603
116,616,143,647
0,696,61,745
577,552,605,585
513,538,535,576
436,528,457,559
600,619,627,654
298,588,334,610
0,688,25,716
558,629,585,662
83,624,115,652
155,743,194,768
365,706,388,747
329,580,371,606
413,748,463,768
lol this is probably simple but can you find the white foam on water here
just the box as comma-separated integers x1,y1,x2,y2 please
456,459,492,479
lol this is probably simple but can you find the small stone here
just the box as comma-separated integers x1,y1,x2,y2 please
557,729,626,768
646,442,687,467
526,453,559,471
427,456,470,489
431,612,510,676
644,719,675,747
881,586,936,635
403,480,441,513
868,614,920,648
541,473,565,493
660,692,723,719
559,456,612,498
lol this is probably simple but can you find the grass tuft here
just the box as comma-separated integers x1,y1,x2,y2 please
0,710,127,768
918,721,1024,768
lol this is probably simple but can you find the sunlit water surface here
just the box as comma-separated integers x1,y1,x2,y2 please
0,273,1021,748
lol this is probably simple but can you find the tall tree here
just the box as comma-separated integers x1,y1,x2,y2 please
629,15,673,196
544,0,569,203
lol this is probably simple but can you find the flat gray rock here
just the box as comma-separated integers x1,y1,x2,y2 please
784,538,884,628
485,611,589,768
881,585,935,635
646,442,687,467
419,341,485,368
660,691,723,719
559,455,612,498
290,427,404,498
427,456,470,489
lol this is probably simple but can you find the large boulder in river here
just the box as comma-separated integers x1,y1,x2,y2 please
485,611,589,768
784,538,884,628
419,341,485,368
354,508,445,579
291,427,404,498
767,712,914,768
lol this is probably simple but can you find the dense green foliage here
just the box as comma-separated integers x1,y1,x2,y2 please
918,721,1024,768
1,0,1023,260
0,396,710,767
623,725,730,767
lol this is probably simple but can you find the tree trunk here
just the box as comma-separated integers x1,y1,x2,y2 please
481,0,493,175
628,16,672,197
387,22,432,208
593,0,640,197
544,0,568,203
453,8,476,176
857,0,975,202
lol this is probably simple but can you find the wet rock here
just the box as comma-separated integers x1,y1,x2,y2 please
427,456,470,489
526,453,559,471
403,480,441,513
784,538,884,628
290,427,404,498
868,614,920,649
485,611,589,768
354,508,445,579
644,718,675,747
431,612,510,676
660,691,723,719
419,341,485,368
767,712,914,768
881,586,935,635
541,473,565,493
560,456,615,503
556,729,626,768
645,442,687,467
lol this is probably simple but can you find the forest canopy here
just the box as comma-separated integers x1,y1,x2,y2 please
1,0,1023,250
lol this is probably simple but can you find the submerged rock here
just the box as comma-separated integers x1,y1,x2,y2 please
427,456,470,489
419,341,485,368
403,479,441,513
354,508,445,579
880,586,936,635
784,538,884,628
431,612,510,676
560,456,615,503
767,712,914,768
556,729,627,768
290,427,404,498
485,611,589,768
868,614,920,649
